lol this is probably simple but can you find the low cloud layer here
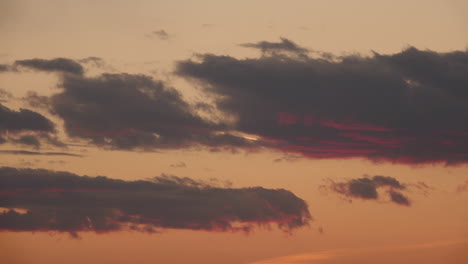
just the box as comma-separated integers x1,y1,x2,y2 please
4,43,468,165
0,150,81,157
146,30,170,40
322,175,411,206
177,43,468,164
0,167,311,237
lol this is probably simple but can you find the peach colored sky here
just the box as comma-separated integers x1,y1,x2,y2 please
1,1,467,263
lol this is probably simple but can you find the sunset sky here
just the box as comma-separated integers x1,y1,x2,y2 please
1,1,467,263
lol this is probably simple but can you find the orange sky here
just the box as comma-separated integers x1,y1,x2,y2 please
0,1,467,263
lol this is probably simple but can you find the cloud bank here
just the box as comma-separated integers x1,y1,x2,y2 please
177,43,468,164
4,42,468,165
0,167,311,237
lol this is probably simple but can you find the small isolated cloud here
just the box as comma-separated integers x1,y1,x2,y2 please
170,161,187,168
146,30,170,40
14,58,84,75
321,175,411,206
0,167,311,237
240,37,309,57
273,154,302,163
177,45,468,165
48,160,67,165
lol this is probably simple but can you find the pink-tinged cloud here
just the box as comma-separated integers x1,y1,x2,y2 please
0,167,311,238
277,112,300,125
177,45,468,165
321,175,413,206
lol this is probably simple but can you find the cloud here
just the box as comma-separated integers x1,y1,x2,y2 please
322,175,411,206
273,154,302,163
22,91,51,110
146,30,170,40
50,72,256,150
240,37,309,57
0,167,311,237
0,150,82,157
176,45,468,165
14,58,84,75
0,103,55,133
170,161,187,168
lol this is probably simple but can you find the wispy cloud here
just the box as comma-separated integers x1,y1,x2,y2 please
146,30,170,40
320,175,416,206
247,240,467,264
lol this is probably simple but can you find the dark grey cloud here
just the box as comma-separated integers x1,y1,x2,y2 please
0,167,311,237
0,150,82,157
146,30,170,40
11,135,41,149
240,37,309,57
176,44,468,164
14,58,84,75
273,154,302,163
0,103,62,149
389,190,410,206
50,73,256,150
323,175,410,206
0,103,55,133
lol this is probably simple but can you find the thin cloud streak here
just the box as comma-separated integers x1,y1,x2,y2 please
247,240,467,264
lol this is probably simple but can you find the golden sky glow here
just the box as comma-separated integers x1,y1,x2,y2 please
0,1,467,263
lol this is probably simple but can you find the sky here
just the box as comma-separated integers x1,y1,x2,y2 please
0,0,467,263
